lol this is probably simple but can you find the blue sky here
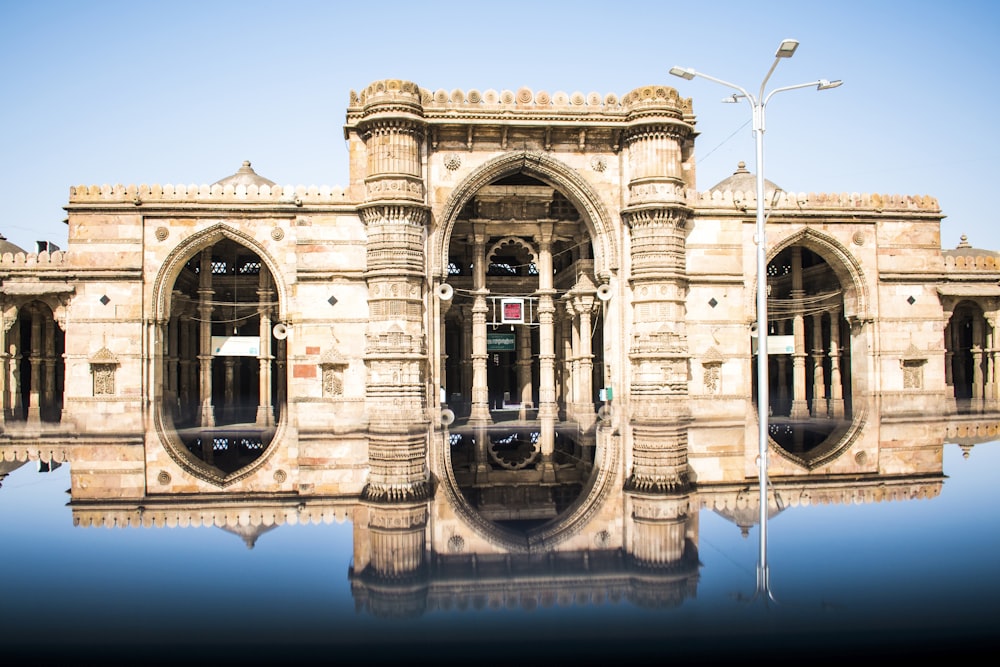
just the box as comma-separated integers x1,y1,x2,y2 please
1,0,996,253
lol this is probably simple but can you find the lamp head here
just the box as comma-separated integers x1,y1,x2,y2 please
817,79,843,90
775,39,799,58
669,66,696,80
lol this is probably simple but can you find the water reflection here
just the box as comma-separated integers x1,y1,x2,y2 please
2,398,998,661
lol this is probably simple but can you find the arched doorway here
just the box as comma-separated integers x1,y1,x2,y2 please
758,244,854,464
161,236,284,475
440,174,605,425
437,167,610,543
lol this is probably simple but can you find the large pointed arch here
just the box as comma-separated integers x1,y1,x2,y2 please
432,151,619,280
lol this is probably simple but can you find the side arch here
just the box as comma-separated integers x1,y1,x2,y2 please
150,223,289,324
765,227,871,323
432,151,619,280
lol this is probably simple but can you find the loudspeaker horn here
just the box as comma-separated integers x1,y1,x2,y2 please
436,283,454,301
440,408,456,427
596,284,613,301
272,323,288,340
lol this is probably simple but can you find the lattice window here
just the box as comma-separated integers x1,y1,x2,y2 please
92,365,116,395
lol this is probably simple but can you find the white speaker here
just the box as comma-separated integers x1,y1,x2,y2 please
436,283,454,301
596,284,613,301
440,408,455,426
272,323,288,340
597,404,614,421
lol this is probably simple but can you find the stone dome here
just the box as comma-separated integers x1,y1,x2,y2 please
212,160,276,188
0,233,27,255
709,161,782,197
943,234,1000,260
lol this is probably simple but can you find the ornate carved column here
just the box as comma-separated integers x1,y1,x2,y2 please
620,86,694,495
571,295,596,418
198,250,215,428
536,223,558,420
166,300,179,419
516,323,532,419
255,270,274,427
469,228,490,423
811,312,827,417
789,247,809,419
355,80,431,502
26,310,42,423
829,307,844,418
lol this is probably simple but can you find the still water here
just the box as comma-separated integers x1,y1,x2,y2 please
2,442,998,664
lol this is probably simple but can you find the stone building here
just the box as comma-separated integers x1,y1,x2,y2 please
2,79,999,568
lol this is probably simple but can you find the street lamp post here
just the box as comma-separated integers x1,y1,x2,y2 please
670,40,841,600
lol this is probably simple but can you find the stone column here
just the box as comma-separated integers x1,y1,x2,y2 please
198,250,215,428
811,312,827,417
789,247,809,419
829,307,844,418
26,311,41,424
620,91,694,495
354,80,431,503
166,305,179,419
516,323,532,419
572,295,596,417
536,223,557,420
255,270,274,427
9,321,21,421
42,317,56,420
973,316,985,408
469,228,490,422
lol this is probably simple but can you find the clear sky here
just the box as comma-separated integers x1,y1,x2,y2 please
1,0,996,253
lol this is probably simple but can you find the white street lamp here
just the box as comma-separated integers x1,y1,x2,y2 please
671,40,841,600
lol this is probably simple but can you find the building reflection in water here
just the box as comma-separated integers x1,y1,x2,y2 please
4,394,985,628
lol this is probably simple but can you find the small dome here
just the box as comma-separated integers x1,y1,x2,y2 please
943,234,1000,260
709,161,782,197
212,160,276,188
0,233,26,255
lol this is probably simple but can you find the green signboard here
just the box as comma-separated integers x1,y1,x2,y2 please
487,332,515,351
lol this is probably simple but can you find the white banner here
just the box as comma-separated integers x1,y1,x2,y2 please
211,336,261,357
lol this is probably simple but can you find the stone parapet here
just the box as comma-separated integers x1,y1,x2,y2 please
66,182,348,204
691,188,940,213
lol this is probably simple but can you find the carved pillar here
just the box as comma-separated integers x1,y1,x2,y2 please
536,224,557,420
516,323,532,419
166,303,179,419
789,247,809,419
985,314,997,406
620,94,694,495
469,228,490,422
9,318,21,420
256,270,274,427
829,307,844,418
198,250,215,428
459,305,473,412
559,304,573,410
26,310,41,424
571,295,596,417
355,81,430,502
810,312,827,417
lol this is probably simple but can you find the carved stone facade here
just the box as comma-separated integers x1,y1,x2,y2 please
1,79,998,554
